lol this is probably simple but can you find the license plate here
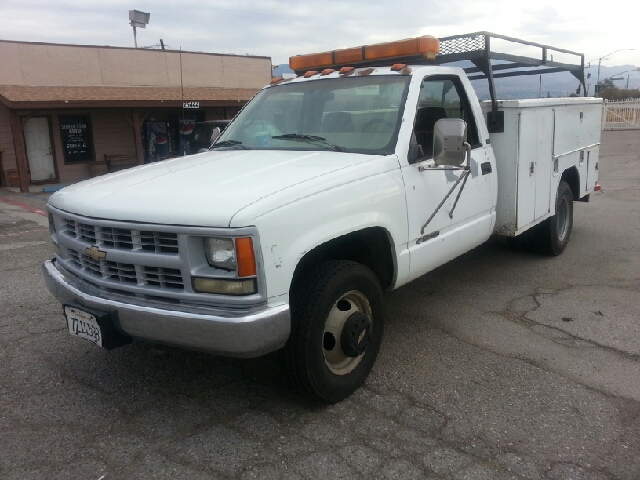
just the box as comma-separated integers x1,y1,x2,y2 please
65,306,103,347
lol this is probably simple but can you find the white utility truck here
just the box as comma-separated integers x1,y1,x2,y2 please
43,32,602,402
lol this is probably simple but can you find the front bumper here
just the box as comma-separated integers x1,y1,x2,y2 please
42,259,290,357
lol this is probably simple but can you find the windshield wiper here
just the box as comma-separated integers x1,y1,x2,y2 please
272,134,347,152
210,140,250,150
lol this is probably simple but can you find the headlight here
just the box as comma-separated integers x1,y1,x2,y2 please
205,238,236,271
204,236,257,280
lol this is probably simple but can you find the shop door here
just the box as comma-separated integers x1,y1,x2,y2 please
24,118,56,182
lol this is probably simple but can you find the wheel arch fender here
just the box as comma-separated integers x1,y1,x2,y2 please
560,166,580,201
290,226,398,300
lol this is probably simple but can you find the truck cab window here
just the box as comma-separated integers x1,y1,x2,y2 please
414,76,480,156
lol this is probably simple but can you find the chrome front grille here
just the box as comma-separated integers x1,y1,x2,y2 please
79,223,96,243
82,252,102,277
106,260,137,284
142,266,184,289
139,231,179,254
63,221,179,254
64,246,185,292
54,212,187,301
49,206,266,309
100,227,133,249
63,219,77,237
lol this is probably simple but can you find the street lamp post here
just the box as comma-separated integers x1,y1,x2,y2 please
594,49,635,96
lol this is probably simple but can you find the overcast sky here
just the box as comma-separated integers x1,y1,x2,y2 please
1,0,639,73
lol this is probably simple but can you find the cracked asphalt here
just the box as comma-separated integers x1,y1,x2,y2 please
1,130,639,480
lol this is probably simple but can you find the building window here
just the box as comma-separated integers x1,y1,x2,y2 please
59,115,95,163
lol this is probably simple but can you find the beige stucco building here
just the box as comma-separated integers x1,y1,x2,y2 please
0,39,272,191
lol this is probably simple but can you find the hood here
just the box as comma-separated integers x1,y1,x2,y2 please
49,149,390,227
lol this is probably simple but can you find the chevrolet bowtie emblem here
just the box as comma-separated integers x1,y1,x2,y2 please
85,245,107,261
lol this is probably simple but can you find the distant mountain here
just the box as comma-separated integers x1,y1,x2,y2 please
272,63,639,99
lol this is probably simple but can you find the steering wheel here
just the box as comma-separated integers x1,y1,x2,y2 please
361,118,395,133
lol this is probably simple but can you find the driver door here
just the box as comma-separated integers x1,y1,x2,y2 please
401,75,495,281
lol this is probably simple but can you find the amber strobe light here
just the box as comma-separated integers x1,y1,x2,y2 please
289,36,440,72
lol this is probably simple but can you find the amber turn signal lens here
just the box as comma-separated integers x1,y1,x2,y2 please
235,237,257,277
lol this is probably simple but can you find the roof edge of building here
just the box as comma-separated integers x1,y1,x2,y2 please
0,38,271,61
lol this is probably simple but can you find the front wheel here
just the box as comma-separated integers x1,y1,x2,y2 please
281,261,384,403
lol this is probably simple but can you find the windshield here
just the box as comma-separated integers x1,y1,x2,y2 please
216,75,410,154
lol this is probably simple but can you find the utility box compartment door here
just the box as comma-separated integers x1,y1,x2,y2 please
553,103,602,194
516,110,553,229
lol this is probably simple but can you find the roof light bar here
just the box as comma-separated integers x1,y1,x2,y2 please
289,36,440,72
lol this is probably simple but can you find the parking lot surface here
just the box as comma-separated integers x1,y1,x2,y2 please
1,130,639,479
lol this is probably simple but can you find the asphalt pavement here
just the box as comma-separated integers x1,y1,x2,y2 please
1,130,638,480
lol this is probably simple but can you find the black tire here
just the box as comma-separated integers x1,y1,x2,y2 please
282,260,384,403
535,180,574,256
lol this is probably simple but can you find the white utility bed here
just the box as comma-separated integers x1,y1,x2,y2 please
481,98,603,236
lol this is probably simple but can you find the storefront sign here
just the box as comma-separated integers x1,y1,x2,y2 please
59,116,93,162
183,101,200,109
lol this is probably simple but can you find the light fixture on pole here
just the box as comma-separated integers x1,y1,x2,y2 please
129,10,150,48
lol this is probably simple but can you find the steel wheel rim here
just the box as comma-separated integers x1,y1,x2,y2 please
557,196,570,242
323,290,372,376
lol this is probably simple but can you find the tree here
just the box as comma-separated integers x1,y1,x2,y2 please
600,85,640,100
600,78,616,89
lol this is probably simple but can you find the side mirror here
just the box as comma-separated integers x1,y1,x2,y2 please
433,118,467,166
